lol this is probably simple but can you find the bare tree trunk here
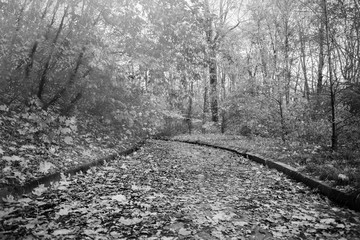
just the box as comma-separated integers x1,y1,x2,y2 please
299,26,310,101
60,92,82,116
187,81,194,134
277,97,287,143
220,68,226,133
204,0,218,122
317,20,325,95
209,47,218,122
323,0,337,150
24,41,38,81
294,63,301,94
284,22,291,105
202,75,208,134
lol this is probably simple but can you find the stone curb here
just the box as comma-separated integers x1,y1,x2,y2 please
0,140,145,201
165,138,360,212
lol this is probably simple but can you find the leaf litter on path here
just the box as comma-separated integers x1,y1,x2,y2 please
0,140,359,239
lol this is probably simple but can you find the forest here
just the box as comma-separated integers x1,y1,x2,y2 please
1,0,360,207
1,0,360,239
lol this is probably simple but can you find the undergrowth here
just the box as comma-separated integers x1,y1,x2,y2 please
0,104,143,189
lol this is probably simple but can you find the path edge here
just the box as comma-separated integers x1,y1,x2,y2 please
164,138,360,212
0,140,145,201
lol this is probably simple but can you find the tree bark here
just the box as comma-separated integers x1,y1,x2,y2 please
299,26,310,101
277,97,287,143
284,22,291,105
220,68,226,133
204,0,218,122
323,0,338,150
187,81,194,134
317,20,325,95
60,92,83,116
202,76,208,134
24,41,38,81
209,47,218,122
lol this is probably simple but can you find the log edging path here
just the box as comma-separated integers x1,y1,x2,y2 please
165,138,360,212
0,140,145,202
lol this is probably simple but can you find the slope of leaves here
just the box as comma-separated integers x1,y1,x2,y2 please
0,104,143,190
1,140,359,239
173,134,360,194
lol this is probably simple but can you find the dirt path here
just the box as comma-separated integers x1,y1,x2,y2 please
1,140,359,239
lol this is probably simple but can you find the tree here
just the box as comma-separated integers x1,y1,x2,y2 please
321,0,337,150
201,0,243,122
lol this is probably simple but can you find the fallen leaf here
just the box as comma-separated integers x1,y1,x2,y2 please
315,223,330,230
320,218,336,224
119,217,142,225
2,155,23,162
211,230,224,239
336,224,345,228
52,229,72,236
338,174,349,181
120,163,127,169
0,208,15,219
39,161,55,174
60,127,72,134
111,194,127,204
2,195,15,203
213,211,235,221
20,145,37,150
83,229,97,235
58,207,71,216
63,136,73,145
233,221,249,227
0,105,8,111
32,184,47,196
24,223,36,229
178,228,191,236
18,198,32,204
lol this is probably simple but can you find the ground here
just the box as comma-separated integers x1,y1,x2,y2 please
173,134,360,194
1,140,359,239
0,109,143,190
